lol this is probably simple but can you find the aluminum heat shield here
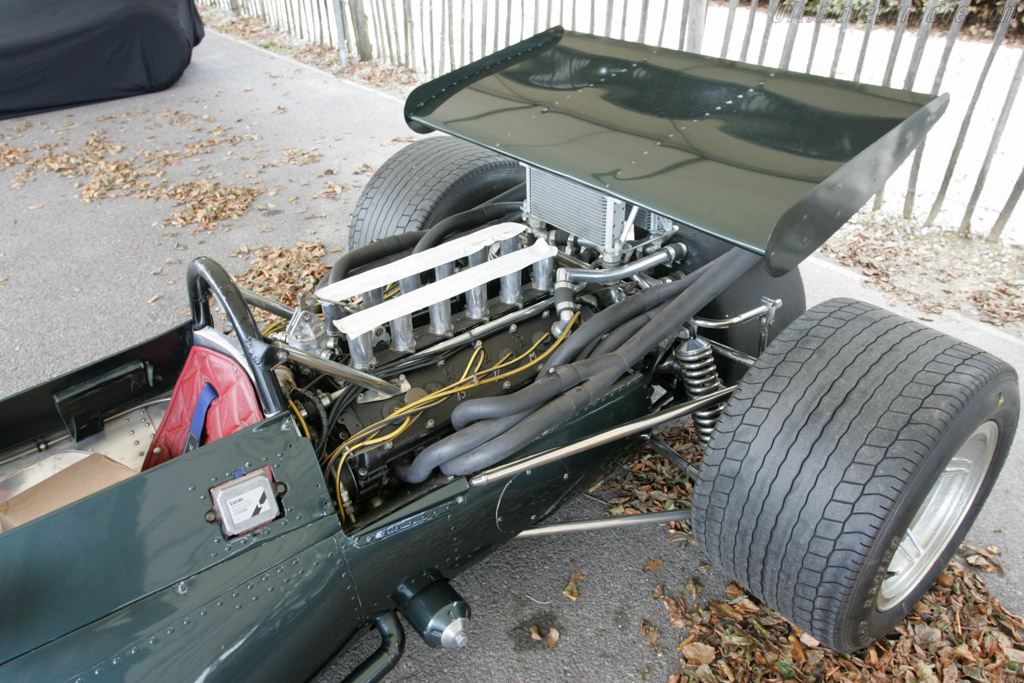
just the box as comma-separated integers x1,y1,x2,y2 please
404,28,947,276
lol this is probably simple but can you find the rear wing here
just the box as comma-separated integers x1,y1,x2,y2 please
404,28,946,276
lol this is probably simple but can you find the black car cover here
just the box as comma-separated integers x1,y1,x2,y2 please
0,0,204,120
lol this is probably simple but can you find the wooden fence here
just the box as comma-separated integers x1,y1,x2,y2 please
201,0,1024,245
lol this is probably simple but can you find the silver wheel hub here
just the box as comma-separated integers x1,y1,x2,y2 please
877,421,998,612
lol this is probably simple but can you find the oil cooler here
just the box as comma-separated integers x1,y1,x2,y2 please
524,166,675,258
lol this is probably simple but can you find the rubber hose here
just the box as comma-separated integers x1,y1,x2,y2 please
449,357,607,430
439,248,759,477
588,301,669,359
330,230,428,284
440,363,627,477
394,409,532,483
413,202,523,253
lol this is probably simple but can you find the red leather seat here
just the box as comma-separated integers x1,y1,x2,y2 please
143,346,263,470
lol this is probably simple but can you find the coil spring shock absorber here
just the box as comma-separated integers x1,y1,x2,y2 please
674,336,724,444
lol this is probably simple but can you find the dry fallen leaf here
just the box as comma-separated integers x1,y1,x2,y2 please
663,595,686,629
529,625,541,642
562,580,579,602
643,559,664,572
640,620,660,649
546,627,559,651
27,204,43,210
147,294,160,304
681,641,716,666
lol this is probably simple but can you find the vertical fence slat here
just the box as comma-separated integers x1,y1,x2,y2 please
447,0,455,69
679,0,691,50
989,165,1024,243
491,0,499,50
721,0,740,58
925,10,1014,226
332,0,350,64
403,0,413,69
380,0,391,63
348,0,371,60
535,0,541,33
657,0,669,46
638,0,649,42
315,0,323,44
466,0,472,64
688,0,706,52
482,0,489,54
959,50,1024,237
881,0,913,86
590,0,596,34
828,0,852,77
507,0,514,45
757,0,780,65
302,0,310,42
903,0,940,90
377,0,392,64
805,0,827,73
391,0,403,65
778,0,804,70
739,0,759,63
427,0,436,77
853,0,879,81
605,0,614,38
903,0,969,219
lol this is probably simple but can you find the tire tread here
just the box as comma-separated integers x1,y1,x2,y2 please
692,298,1017,649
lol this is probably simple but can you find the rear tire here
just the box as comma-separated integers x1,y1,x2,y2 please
349,136,523,249
691,298,1019,652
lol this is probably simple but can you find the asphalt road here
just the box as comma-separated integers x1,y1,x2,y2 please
2,32,1023,682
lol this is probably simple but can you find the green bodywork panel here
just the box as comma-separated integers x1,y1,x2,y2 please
0,412,337,670
3,523,359,683
405,28,947,275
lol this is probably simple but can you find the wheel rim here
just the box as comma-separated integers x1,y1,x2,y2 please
877,421,998,612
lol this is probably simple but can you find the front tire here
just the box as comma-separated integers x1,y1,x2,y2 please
691,298,1019,652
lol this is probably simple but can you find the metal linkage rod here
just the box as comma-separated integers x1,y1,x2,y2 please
517,510,691,538
469,386,733,487
646,435,700,481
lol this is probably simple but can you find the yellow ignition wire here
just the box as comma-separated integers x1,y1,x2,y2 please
289,399,311,439
325,311,581,514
